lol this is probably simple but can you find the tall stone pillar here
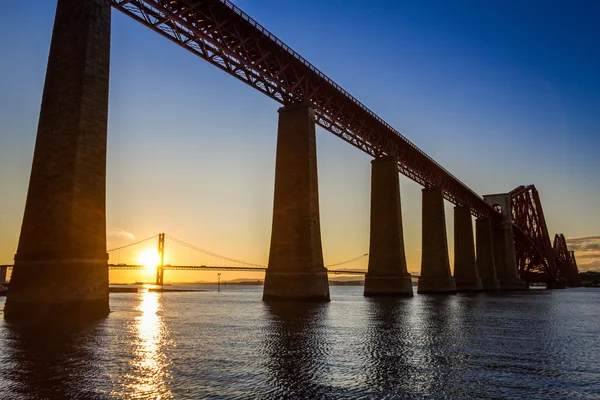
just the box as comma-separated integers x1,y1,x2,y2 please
453,206,482,292
5,0,111,321
418,187,456,294
483,193,527,290
475,218,500,290
364,156,413,296
0,266,7,284
263,103,330,301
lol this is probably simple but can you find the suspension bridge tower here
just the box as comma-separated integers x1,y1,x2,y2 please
156,234,165,286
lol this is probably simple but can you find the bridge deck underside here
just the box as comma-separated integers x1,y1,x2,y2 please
111,0,498,220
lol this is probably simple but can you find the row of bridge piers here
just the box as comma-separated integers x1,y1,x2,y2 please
4,0,526,321
262,103,526,301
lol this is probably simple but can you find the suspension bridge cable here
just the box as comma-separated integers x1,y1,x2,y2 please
326,253,369,268
166,233,368,269
165,235,267,268
107,234,159,252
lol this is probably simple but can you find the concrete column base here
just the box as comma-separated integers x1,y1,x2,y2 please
481,279,500,291
6,0,112,322
475,218,500,292
499,279,528,291
455,278,483,292
364,274,413,296
417,276,456,294
453,206,482,293
483,193,527,292
418,187,456,295
5,261,109,322
263,270,330,302
263,103,329,302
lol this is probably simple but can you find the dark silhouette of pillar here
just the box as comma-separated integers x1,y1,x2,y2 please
5,0,111,321
491,225,527,290
483,193,527,290
364,156,413,296
263,103,330,301
418,187,456,294
0,266,7,283
453,206,482,292
475,218,500,290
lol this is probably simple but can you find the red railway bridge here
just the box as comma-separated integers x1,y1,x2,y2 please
4,0,579,321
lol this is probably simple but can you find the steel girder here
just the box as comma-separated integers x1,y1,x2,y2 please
570,251,581,286
553,234,581,287
510,185,558,284
111,0,498,220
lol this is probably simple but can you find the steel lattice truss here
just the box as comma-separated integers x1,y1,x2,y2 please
509,185,580,286
510,185,557,283
111,0,498,219
553,234,581,287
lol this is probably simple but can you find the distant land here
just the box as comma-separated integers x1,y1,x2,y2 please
113,276,422,286
111,273,600,287
580,271,600,287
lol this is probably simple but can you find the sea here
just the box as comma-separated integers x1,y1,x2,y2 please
0,286,598,399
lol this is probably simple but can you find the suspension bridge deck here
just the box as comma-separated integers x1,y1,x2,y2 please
108,264,366,275
0,264,366,275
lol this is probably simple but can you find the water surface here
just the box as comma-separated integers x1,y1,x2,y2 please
0,286,598,399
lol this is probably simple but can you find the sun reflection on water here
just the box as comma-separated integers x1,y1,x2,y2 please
122,290,172,399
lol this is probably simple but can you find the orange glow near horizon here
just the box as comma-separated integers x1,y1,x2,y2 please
138,248,160,271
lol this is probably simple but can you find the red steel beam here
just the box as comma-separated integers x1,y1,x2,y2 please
111,0,499,220
553,234,581,287
510,185,559,284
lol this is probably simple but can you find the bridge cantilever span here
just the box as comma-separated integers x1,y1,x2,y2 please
111,0,497,220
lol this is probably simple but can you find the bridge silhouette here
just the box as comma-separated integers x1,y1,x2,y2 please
0,233,367,286
106,233,368,282
3,0,580,321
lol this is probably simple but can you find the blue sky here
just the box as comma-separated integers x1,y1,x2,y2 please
0,0,599,278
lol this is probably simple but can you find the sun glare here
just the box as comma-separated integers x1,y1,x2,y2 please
138,249,160,270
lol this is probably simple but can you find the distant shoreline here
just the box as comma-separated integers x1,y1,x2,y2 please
110,280,369,286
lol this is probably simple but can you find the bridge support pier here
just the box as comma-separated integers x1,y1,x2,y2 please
263,103,330,302
453,206,482,292
475,218,500,290
364,156,413,296
0,266,7,284
484,194,527,290
5,0,111,321
418,187,456,294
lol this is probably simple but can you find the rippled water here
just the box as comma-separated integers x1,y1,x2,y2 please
0,286,598,399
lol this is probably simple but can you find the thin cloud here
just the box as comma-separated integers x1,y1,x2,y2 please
567,236,600,252
107,228,135,242
566,235,600,243
578,260,600,271
576,251,600,259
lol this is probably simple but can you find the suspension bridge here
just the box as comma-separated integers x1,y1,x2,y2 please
105,233,367,284
0,233,368,285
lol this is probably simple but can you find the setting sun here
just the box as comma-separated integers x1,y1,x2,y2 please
138,249,160,270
